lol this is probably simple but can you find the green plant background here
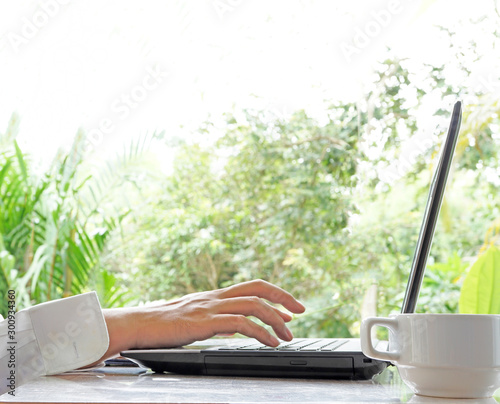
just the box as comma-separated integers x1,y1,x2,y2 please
1,26,499,341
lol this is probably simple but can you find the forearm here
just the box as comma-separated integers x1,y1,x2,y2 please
98,308,140,360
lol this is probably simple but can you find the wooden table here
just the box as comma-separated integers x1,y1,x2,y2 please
1,366,499,403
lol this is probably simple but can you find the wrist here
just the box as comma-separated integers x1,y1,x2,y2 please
102,307,141,357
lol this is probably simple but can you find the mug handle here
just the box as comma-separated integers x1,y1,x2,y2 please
361,317,400,362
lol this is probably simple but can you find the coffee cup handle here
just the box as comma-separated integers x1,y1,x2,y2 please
361,317,400,362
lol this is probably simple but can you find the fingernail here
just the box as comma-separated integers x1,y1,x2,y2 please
270,336,280,346
285,327,294,341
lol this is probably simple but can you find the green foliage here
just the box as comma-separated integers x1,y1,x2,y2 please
89,267,136,309
0,118,154,316
111,107,364,295
459,245,500,314
417,252,467,313
100,52,500,338
4,17,500,339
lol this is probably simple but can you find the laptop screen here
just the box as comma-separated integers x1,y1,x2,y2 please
401,101,462,314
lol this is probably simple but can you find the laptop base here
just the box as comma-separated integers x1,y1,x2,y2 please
122,338,388,380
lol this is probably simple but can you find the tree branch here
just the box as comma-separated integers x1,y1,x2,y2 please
282,136,347,148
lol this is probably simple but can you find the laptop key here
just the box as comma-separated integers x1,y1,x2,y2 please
320,340,347,351
278,339,321,351
237,344,267,350
277,339,307,349
299,340,335,351
217,338,345,352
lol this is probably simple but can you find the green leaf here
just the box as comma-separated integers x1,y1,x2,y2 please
14,140,28,182
21,245,50,294
0,159,12,186
459,246,500,314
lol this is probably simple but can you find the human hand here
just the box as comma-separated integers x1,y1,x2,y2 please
101,279,305,360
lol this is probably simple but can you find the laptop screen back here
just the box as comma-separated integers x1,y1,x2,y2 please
401,101,462,313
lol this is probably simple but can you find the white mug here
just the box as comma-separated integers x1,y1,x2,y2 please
361,314,500,399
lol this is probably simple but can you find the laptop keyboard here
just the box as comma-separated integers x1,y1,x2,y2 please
217,338,347,352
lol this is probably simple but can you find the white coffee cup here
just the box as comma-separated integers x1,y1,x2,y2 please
361,314,500,399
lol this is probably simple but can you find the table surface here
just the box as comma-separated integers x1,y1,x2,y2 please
2,365,499,404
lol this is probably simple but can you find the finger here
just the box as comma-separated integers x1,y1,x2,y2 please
214,289,293,322
218,279,306,314
215,297,293,341
213,314,280,347
274,307,293,322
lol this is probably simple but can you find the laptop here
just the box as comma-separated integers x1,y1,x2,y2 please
121,101,462,380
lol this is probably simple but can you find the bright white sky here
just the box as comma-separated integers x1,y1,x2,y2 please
0,0,496,169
